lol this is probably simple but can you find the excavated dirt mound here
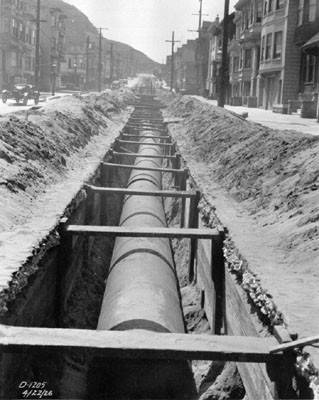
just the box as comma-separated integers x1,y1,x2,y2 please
0,89,134,300
162,93,319,375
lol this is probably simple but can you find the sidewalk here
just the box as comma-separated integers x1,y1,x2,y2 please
191,96,319,136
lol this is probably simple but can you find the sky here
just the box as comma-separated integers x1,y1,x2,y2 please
63,0,238,64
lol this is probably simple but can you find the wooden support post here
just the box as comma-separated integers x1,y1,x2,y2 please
57,217,73,327
174,153,181,187
268,326,297,399
188,190,200,283
180,169,188,228
100,163,109,226
83,186,95,269
211,227,226,335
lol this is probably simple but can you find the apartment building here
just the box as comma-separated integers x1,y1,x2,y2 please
206,14,236,101
258,0,301,111
195,21,211,96
61,42,87,89
175,40,197,94
39,6,66,91
230,0,263,107
0,0,37,90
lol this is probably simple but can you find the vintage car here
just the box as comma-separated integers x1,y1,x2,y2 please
2,83,40,105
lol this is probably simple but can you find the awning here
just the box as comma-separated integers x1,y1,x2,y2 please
302,32,319,49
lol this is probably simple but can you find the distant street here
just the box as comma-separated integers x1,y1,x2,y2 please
0,99,33,115
0,92,73,116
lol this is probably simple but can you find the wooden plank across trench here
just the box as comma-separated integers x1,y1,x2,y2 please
87,185,195,199
112,151,176,160
0,325,280,363
102,162,183,174
121,134,171,140
65,225,219,239
118,140,173,147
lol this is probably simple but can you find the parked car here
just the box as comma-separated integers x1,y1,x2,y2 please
2,84,40,105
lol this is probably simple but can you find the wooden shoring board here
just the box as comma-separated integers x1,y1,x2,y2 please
86,185,195,199
121,134,171,140
129,118,163,122
118,140,173,147
112,151,176,160
0,325,280,363
65,225,220,240
195,220,295,399
102,162,182,174
225,270,280,399
124,124,167,130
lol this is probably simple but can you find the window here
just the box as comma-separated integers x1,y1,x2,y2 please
265,33,272,60
51,37,57,51
4,17,10,33
25,56,32,71
12,18,18,37
244,81,251,96
11,52,18,67
302,54,316,83
68,58,72,69
51,15,57,27
19,23,23,40
31,30,35,45
261,35,265,61
241,11,245,30
233,56,239,72
256,1,263,22
303,0,310,23
264,0,268,15
309,0,317,22
250,2,254,25
299,0,316,24
298,0,304,25
268,0,273,12
273,31,282,58
244,48,252,68
276,0,284,9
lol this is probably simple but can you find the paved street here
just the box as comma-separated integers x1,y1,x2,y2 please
192,96,319,136
0,92,74,116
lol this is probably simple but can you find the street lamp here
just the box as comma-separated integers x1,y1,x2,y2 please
51,63,57,96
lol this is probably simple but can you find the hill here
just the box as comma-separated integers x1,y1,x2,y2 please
43,0,162,75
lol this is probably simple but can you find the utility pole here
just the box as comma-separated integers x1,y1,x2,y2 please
98,27,108,92
165,31,180,91
34,0,41,90
110,42,114,83
192,0,208,95
86,35,90,89
192,0,208,33
218,0,229,108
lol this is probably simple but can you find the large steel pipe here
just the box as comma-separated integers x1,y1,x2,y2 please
90,126,196,399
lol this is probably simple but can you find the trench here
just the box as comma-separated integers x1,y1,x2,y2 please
5,93,244,400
